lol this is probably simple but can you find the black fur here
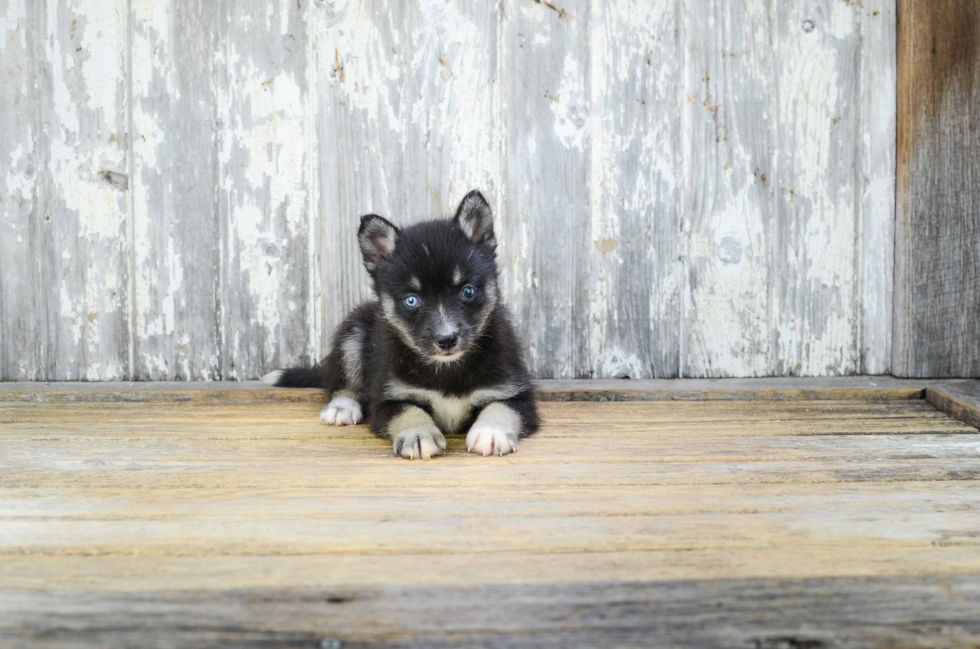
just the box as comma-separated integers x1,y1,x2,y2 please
268,190,538,457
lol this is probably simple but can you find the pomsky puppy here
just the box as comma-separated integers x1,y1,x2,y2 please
262,190,539,459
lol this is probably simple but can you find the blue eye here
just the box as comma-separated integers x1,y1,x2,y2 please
404,295,419,308
461,285,476,300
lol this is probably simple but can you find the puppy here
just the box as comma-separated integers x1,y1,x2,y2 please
262,190,539,459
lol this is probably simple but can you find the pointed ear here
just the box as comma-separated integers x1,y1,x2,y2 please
454,190,496,248
358,214,399,272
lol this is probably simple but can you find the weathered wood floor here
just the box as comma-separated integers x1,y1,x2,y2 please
2,381,980,648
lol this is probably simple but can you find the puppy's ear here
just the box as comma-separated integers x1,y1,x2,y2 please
454,190,496,249
358,214,399,272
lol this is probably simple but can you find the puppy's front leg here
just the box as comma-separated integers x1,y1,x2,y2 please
467,400,532,457
376,402,447,460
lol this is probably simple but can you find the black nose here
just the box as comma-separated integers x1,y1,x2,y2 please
435,332,458,351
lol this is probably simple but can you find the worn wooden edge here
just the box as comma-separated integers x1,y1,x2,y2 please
926,382,980,431
2,575,980,648
3,377,980,405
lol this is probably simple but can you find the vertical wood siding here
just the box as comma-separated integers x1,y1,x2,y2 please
1,0,898,380
894,0,979,377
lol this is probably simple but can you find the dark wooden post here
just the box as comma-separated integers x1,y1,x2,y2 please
895,0,980,377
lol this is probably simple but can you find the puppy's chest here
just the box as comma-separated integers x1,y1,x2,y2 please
384,381,520,434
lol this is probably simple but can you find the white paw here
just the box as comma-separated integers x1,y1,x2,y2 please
320,395,363,426
393,426,447,460
466,423,518,456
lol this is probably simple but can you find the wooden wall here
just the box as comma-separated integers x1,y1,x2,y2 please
1,0,901,380
894,0,980,378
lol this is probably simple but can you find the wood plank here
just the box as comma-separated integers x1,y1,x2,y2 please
216,0,315,379
681,0,774,377
588,0,681,378
5,544,980,592
1,399,968,429
859,0,897,374
4,481,975,520
312,0,500,344
129,0,221,380
3,576,979,648
1,401,975,494
927,382,980,431
0,376,955,402
894,0,980,377
500,0,591,379
33,0,131,380
3,478,979,556
772,0,862,376
2,394,978,644
0,0,38,381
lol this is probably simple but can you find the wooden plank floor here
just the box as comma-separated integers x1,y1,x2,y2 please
2,392,980,647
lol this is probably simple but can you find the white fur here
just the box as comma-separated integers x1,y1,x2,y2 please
341,327,364,388
466,402,521,456
453,266,463,285
261,370,284,386
431,351,466,364
320,392,363,426
389,406,447,460
384,381,522,434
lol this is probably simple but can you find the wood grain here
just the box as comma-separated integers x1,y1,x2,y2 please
216,0,316,380
927,382,980,431
3,576,979,648
772,0,862,376
859,0,897,375
130,0,221,380
682,0,773,377
6,376,978,403
500,0,591,378
2,393,978,644
894,0,980,377
0,0,38,380
33,0,131,380
1,0,904,381
589,0,681,379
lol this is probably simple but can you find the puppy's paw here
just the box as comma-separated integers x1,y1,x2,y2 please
320,395,363,426
466,423,518,457
393,426,447,460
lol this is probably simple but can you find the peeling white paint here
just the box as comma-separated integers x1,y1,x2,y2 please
550,53,589,151
1,0,897,381
774,1,860,375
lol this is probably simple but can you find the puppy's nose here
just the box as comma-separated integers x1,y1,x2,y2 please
435,332,458,351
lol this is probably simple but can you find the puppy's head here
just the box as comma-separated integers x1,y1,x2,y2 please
359,190,499,363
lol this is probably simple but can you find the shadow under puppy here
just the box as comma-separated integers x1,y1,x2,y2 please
263,190,539,459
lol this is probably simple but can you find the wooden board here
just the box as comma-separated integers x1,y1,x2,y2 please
32,0,132,381
894,0,980,377
216,0,316,380
3,576,980,648
0,0,37,381
0,0,900,381
5,376,975,403
1,394,978,644
860,0,897,375
681,0,773,378
589,0,681,379
500,0,592,378
129,0,222,380
927,381,980,431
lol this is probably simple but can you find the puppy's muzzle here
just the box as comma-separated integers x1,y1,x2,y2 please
435,331,459,351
